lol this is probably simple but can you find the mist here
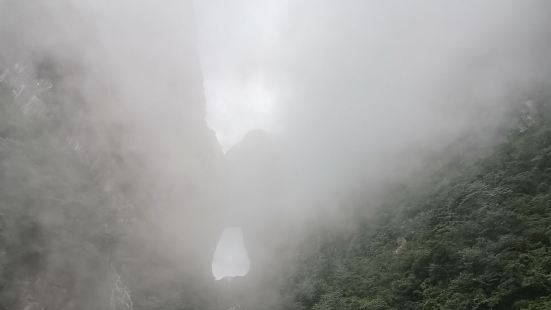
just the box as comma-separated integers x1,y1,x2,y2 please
0,0,550,309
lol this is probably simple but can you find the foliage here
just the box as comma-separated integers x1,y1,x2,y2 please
287,104,551,309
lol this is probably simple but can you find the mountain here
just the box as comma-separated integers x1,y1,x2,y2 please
0,1,223,309
283,98,551,309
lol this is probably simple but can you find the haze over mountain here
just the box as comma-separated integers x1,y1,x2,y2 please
0,1,550,309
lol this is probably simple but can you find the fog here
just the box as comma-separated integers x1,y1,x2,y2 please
0,0,550,309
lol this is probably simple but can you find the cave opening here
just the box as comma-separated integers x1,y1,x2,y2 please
211,227,250,280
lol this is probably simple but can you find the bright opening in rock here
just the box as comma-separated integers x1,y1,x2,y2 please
211,227,250,280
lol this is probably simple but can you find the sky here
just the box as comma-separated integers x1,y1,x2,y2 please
194,0,289,150
194,0,551,153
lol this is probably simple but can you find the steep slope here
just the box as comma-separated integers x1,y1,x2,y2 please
0,1,223,309
285,101,551,309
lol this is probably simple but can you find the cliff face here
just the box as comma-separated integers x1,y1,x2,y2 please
0,1,223,309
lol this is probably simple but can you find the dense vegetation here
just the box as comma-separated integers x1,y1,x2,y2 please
286,102,551,309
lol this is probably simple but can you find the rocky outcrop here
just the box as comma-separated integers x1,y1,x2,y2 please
0,1,223,309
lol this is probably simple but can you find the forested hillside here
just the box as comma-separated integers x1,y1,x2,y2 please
1,2,551,310
285,100,551,309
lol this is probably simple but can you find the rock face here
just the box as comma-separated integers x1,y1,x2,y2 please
0,1,223,309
